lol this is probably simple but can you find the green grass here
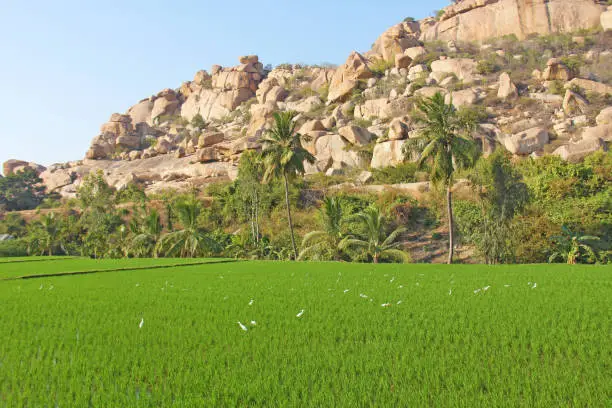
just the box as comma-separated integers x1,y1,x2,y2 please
0,259,610,406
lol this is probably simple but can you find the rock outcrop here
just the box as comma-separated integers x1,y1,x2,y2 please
2,160,46,177
420,0,603,43
327,52,373,103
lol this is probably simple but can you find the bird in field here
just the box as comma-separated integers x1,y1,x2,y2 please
139,318,144,329
250,321,257,326
296,310,305,318
237,321,248,331
532,283,537,289
248,299,254,306
381,303,391,307
449,289,452,295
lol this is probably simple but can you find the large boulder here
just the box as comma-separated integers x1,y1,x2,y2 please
404,46,427,60
431,58,477,83
565,78,612,95
581,124,612,142
371,141,405,169
247,102,277,136
542,58,572,81
562,90,588,115
370,22,420,62
127,99,155,126
601,6,612,31
596,107,612,125
312,133,367,170
338,126,374,145
327,52,373,103
3,160,46,176
553,138,607,162
354,97,411,120
299,120,326,134
198,131,225,148
420,0,603,43
445,88,481,108
388,118,411,140
151,90,180,122
502,127,549,155
497,72,518,100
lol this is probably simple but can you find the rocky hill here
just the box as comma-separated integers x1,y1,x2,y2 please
4,0,612,197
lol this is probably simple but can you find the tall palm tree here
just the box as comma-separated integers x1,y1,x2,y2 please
261,111,315,260
549,226,600,264
298,196,346,261
404,92,480,264
130,208,163,258
340,205,409,264
156,199,219,258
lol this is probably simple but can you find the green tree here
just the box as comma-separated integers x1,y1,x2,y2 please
0,168,47,211
0,213,27,237
549,226,600,264
236,151,267,243
26,213,63,256
404,92,480,264
340,205,409,263
468,150,529,264
129,208,164,257
156,199,219,258
261,111,315,259
298,196,347,261
77,171,122,258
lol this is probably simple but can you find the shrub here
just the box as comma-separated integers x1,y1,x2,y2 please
191,113,207,129
371,162,419,185
369,58,394,77
403,17,415,23
477,59,499,75
0,239,28,257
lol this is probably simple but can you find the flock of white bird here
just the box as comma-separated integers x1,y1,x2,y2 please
132,277,540,331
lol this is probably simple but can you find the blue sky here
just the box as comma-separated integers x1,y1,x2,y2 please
0,0,450,167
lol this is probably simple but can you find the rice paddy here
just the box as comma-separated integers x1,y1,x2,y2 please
0,258,610,406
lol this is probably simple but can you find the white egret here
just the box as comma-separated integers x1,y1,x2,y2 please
296,310,305,318
250,321,257,326
381,303,391,307
237,321,248,331
343,289,350,294
248,299,254,306
139,318,144,329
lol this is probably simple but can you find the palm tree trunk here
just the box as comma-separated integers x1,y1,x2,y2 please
283,173,298,260
447,185,454,264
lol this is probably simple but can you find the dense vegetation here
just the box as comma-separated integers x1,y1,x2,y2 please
0,259,609,406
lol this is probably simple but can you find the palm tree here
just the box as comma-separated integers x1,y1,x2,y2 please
130,208,163,258
156,199,219,258
403,92,480,264
340,205,409,263
549,226,600,264
298,196,346,261
261,111,315,260
27,213,62,256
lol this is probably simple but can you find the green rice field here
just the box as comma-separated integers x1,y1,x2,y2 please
0,258,610,406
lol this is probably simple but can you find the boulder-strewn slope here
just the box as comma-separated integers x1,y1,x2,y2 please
4,0,611,196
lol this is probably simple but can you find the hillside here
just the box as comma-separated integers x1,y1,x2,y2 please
2,0,612,198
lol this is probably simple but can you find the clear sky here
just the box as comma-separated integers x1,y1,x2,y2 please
0,0,450,167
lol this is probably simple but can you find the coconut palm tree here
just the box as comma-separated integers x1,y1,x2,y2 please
156,199,219,258
403,92,480,264
298,196,346,261
549,226,600,264
130,208,163,258
340,205,409,263
27,213,62,256
261,111,315,260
